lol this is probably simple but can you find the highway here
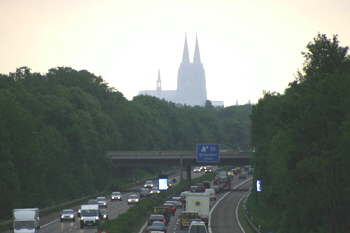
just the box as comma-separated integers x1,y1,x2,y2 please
4,168,253,233
139,172,253,233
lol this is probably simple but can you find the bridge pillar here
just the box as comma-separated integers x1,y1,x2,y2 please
186,166,192,180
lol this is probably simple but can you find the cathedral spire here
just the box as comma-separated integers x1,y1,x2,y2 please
156,68,161,91
181,33,190,65
193,33,201,65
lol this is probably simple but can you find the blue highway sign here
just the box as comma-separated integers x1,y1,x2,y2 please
196,144,220,162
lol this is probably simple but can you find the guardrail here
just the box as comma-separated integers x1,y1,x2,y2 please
242,188,261,233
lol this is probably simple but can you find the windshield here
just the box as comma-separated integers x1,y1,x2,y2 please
81,209,98,216
183,213,198,219
189,225,207,233
14,221,35,228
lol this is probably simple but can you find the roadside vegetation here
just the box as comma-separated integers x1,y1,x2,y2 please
250,33,350,232
0,67,252,220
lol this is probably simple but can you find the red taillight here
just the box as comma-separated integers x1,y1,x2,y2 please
214,194,216,197
163,220,166,223
203,218,208,221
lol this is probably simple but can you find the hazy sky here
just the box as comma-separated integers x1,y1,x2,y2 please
1,0,350,106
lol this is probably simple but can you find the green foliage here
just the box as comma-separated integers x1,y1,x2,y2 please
250,34,350,232
0,66,252,220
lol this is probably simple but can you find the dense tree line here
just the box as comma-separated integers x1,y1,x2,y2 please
250,34,350,233
0,67,252,219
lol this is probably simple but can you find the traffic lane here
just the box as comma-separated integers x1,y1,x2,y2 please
35,191,134,233
210,178,253,233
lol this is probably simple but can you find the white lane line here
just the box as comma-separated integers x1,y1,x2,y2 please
208,177,252,233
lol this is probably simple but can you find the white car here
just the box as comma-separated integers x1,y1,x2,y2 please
128,194,139,205
193,167,201,173
111,191,122,201
60,209,76,222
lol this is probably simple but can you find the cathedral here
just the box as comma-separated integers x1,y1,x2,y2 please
138,35,211,106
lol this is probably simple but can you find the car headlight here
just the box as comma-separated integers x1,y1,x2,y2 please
128,199,131,202
95,216,99,220
111,196,115,199
135,199,139,202
81,217,84,220
70,215,74,218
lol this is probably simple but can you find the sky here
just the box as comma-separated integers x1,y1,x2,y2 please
1,0,350,106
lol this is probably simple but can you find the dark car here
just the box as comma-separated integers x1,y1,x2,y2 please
239,172,247,179
163,201,176,215
150,220,167,233
87,199,99,205
60,209,75,222
99,209,109,220
141,188,151,198
152,206,171,224
190,185,199,192
148,214,167,226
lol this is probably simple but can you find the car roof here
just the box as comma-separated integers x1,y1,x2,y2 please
62,209,74,212
150,214,165,218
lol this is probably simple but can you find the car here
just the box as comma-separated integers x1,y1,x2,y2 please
239,172,247,179
150,187,160,195
200,166,206,171
152,206,171,224
141,188,151,198
148,214,167,226
193,167,201,173
111,191,122,201
189,185,198,192
99,208,109,220
87,199,99,205
60,209,75,222
227,170,235,177
96,196,107,208
150,221,167,233
163,201,176,215
171,196,182,208
144,180,154,188
180,191,190,205
128,194,139,205
190,185,199,192
145,225,166,233
188,221,208,233
247,168,254,175
204,166,212,172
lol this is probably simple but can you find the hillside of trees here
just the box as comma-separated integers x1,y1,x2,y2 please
0,67,252,219
250,34,350,232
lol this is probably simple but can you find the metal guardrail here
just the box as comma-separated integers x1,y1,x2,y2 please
242,189,261,233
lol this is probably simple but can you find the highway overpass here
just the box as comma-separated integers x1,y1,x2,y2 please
107,150,254,179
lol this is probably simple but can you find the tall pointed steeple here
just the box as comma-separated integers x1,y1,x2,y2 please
181,33,190,65
156,68,161,91
193,33,201,65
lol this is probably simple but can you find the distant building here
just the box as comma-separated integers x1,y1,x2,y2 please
139,34,221,106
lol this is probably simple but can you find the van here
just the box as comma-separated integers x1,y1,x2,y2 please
188,221,208,233
180,211,198,229
204,188,216,201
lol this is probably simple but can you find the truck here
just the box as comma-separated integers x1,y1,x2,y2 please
185,192,210,226
79,204,100,228
11,208,40,233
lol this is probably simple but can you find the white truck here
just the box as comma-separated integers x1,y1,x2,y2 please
185,192,210,226
11,208,40,233
79,204,100,228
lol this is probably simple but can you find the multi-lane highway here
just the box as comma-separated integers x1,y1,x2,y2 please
139,172,253,233
4,168,253,233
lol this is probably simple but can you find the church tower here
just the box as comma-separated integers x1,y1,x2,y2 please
176,34,207,106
